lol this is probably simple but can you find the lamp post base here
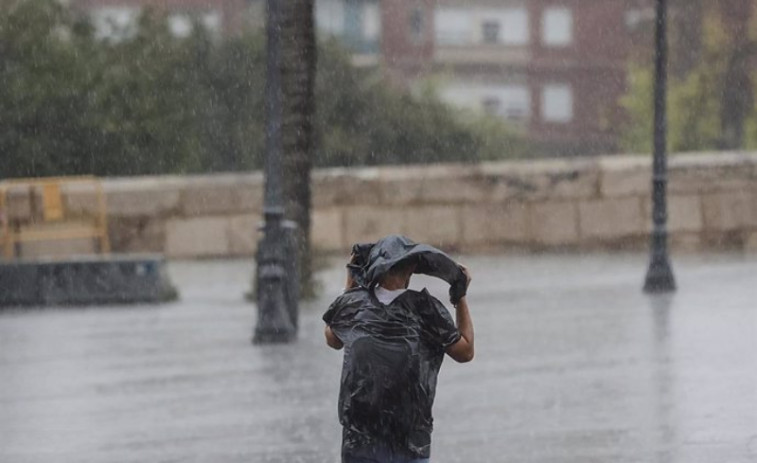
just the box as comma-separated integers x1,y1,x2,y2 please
644,254,676,293
252,211,298,344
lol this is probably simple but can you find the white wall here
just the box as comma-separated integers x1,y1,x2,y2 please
434,5,529,46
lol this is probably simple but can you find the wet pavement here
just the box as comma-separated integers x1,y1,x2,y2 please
1,253,756,463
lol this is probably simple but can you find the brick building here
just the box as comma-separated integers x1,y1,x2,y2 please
69,0,679,155
304,0,653,155
69,0,755,156
377,0,651,155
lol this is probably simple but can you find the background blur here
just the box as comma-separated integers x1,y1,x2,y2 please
1,1,757,462
3,0,757,179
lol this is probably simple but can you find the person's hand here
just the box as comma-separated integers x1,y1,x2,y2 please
459,264,472,289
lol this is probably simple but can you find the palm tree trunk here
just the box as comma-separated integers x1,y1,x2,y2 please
280,0,316,297
719,0,753,149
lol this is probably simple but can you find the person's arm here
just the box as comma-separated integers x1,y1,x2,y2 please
325,253,358,350
446,265,474,363
324,325,343,350
446,297,474,362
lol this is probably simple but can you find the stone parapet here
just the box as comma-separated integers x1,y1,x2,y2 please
9,152,754,258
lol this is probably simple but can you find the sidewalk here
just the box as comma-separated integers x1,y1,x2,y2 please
1,253,756,463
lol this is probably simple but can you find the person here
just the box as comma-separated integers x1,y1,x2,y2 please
323,237,474,463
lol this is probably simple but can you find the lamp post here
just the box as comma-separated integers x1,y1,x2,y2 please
644,0,676,293
253,0,298,343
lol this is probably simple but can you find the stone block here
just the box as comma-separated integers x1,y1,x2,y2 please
544,168,600,200
235,185,264,213
312,208,345,252
415,177,490,205
484,158,600,202
401,205,461,248
165,216,229,258
312,168,383,208
106,186,181,218
63,188,100,217
20,238,97,259
227,215,259,256
180,183,262,217
528,201,580,246
375,169,491,206
598,156,651,198
701,191,754,232
746,232,757,252
378,178,424,206
668,195,704,233
578,197,645,240
701,229,751,250
181,187,236,216
108,217,165,254
669,152,757,194
460,202,528,246
343,206,404,245
670,233,704,253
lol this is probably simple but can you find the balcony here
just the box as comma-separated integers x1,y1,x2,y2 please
434,44,531,66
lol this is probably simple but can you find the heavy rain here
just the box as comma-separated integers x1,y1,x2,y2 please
1,0,756,462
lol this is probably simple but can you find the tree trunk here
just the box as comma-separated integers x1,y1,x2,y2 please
719,0,753,149
280,0,316,297
670,0,703,78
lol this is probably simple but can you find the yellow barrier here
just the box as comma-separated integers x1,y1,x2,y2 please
0,176,110,259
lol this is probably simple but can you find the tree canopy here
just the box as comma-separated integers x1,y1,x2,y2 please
0,0,528,179
620,2,757,153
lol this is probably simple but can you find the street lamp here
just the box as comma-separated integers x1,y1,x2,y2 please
253,0,298,343
644,0,676,293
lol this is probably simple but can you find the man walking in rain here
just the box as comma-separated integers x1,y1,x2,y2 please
324,235,475,463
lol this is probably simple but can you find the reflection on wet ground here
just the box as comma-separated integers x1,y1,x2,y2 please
1,254,756,462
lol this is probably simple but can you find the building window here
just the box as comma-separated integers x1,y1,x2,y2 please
542,84,573,123
167,11,221,38
363,2,380,41
315,0,345,36
168,14,193,38
410,7,425,43
502,85,530,120
91,6,139,41
440,83,530,121
201,11,222,34
482,20,500,44
496,8,529,45
342,0,381,53
542,7,573,46
435,8,472,45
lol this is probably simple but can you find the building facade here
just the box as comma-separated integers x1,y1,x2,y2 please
380,0,651,155
70,0,656,155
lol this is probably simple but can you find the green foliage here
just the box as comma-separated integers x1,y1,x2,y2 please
0,0,528,179
0,0,97,176
667,65,722,152
315,40,530,166
621,64,722,153
618,66,653,153
620,8,753,153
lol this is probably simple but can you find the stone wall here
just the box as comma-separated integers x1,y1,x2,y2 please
5,152,757,258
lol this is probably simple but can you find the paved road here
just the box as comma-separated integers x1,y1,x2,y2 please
1,253,756,463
